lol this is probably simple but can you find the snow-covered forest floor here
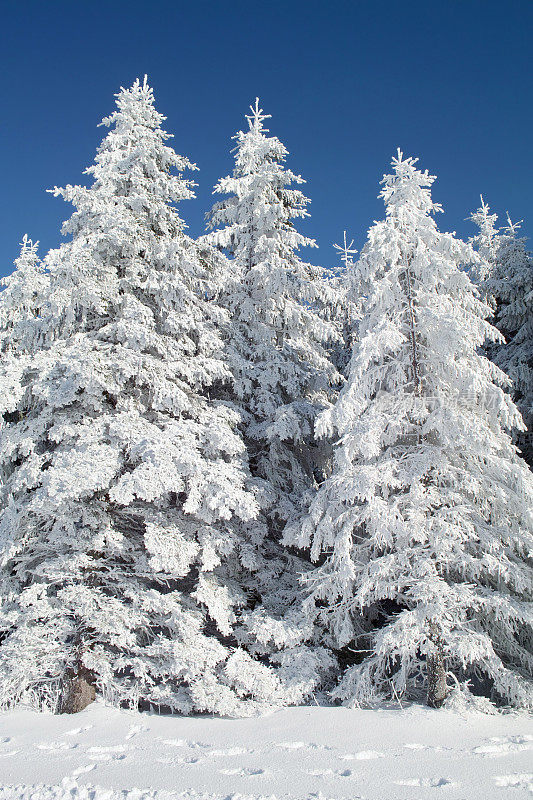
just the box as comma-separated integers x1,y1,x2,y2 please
0,703,531,799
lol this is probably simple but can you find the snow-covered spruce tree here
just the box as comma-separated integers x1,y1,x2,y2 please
205,99,341,533
470,208,533,470
0,237,49,438
286,151,533,709
0,235,48,355
328,232,361,378
468,196,499,286
0,79,319,715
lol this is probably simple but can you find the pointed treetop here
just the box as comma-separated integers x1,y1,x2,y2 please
123,74,152,100
333,231,357,269
503,212,524,236
246,98,271,134
19,234,39,257
380,149,441,219
468,196,500,274
469,195,499,236
97,75,168,135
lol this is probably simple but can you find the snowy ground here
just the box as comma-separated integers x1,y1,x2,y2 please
0,702,531,799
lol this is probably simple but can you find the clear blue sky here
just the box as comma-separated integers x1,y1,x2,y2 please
2,0,532,277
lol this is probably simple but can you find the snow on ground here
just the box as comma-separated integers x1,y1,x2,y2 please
0,702,531,799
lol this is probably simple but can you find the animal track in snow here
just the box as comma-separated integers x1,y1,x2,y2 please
395,777,455,788
473,735,532,756
494,773,533,791
339,750,384,760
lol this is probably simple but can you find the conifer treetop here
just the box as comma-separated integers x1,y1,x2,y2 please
246,97,271,135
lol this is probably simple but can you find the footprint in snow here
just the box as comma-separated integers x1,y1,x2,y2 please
395,777,455,788
220,767,266,776
86,745,127,763
404,743,447,753
494,773,533,792
209,747,250,757
309,768,356,778
126,724,148,740
64,726,93,737
339,750,384,760
37,741,78,751
156,755,204,766
160,738,210,749
474,735,532,756
70,764,97,777
277,741,331,751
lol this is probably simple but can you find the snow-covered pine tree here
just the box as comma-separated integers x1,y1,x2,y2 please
329,232,361,378
205,99,341,534
0,79,315,716
469,203,533,471
0,235,48,355
0,237,49,435
483,217,533,469
286,151,533,709
468,196,499,286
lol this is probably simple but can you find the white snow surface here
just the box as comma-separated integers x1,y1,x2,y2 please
0,703,531,799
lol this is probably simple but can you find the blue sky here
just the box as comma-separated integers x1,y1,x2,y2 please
2,0,532,276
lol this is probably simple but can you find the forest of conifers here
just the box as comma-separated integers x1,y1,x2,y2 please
0,78,531,716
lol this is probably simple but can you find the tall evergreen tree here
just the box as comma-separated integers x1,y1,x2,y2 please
0,79,315,716
329,232,361,378
470,205,533,470
205,99,341,534
286,151,533,709
468,196,499,284
0,236,48,355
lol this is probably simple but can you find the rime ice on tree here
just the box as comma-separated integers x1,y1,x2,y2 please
205,99,341,532
471,201,533,470
468,196,499,284
329,231,361,377
0,80,314,715
287,151,533,709
0,236,48,355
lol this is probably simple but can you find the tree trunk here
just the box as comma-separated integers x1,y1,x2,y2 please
427,645,447,708
59,665,95,714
